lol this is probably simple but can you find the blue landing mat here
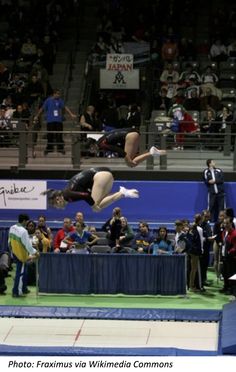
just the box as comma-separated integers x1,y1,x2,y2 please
0,345,219,356
0,306,223,356
0,305,221,321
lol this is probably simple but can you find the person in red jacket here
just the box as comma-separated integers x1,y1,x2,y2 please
54,217,75,253
220,216,236,295
168,103,198,149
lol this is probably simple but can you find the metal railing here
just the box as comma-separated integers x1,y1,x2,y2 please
1,118,236,171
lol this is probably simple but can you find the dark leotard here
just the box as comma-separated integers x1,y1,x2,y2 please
97,128,139,157
62,167,113,206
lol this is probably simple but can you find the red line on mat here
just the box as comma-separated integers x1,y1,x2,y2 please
3,325,14,343
73,319,85,346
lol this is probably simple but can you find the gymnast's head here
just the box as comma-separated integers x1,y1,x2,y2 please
85,137,99,154
41,189,67,209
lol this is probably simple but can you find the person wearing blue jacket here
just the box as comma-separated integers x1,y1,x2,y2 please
151,227,173,255
203,159,225,222
132,221,154,254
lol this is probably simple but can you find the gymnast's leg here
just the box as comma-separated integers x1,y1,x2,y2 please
91,171,138,211
124,132,166,167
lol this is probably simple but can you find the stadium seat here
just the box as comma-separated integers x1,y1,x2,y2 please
90,245,111,253
96,237,109,245
95,231,107,238
151,110,167,120
181,61,199,70
219,61,236,72
221,88,236,101
219,72,236,88
200,61,218,73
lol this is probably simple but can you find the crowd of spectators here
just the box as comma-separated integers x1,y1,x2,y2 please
0,0,71,147
2,204,236,297
81,0,236,154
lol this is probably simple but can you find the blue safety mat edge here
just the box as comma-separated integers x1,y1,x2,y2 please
0,305,221,321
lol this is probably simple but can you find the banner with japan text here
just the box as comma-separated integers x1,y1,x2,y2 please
100,69,139,90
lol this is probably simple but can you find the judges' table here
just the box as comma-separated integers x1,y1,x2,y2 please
38,253,186,296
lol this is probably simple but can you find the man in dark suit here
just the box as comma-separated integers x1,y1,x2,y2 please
203,159,225,222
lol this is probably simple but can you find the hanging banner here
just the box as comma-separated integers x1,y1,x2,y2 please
0,180,47,209
106,54,133,71
100,69,139,89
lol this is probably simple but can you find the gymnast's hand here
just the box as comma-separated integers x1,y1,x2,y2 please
125,156,137,168
92,204,102,212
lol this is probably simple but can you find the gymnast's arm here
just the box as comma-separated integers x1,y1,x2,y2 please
63,189,95,206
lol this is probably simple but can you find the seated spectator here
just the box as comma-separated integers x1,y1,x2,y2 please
63,222,99,254
34,228,50,253
3,36,21,60
209,39,228,62
178,37,196,61
131,14,147,43
216,105,234,131
151,226,173,255
183,89,201,111
162,76,179,100
8,73,25,94
161,37,179,63
153,87,171,112
79,106,101,141
54,218,75,253
2,95,15,118
102,207,122,247
20,37,37,62
201,65,219,85
173,88,186,105
0,106,11,147
0,251,10,295
92,35,110,55
116,216,134,248
200,109,218,135
0,63,10,87
179,63,201,87
160,62,179,84
37,215,52,248
200,66,221,99
25,74,44,108
227,39,236,59
108,35,125,54
12,103,31,129
101,99,119,130
185,79,201,99
200,87,222,112
131,221,154,254
126,104,141,129
74,211,88,230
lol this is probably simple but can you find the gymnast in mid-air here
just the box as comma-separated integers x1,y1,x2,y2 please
42,167,139,212
86,128,166,167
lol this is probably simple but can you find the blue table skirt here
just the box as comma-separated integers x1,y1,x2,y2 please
38,253,186,296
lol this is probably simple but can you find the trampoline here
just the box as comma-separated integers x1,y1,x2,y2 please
0,305,229,356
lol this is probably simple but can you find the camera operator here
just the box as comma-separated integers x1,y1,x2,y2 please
102,207,122,247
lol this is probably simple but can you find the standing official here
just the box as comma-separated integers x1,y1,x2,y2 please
35,89,76,155
203,159,225,222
